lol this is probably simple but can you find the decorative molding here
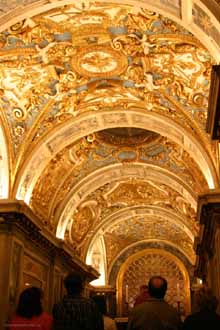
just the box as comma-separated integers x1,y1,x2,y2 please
108,241,194,287
0,201,98,282
116,248,191,316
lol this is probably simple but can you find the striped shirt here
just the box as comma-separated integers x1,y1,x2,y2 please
53,295,104,330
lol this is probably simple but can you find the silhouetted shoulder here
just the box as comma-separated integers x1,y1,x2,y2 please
183,311,220,330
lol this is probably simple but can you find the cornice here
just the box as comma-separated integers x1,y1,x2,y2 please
0,201,98,281
0,199,44,229
89,284,116,294
197,189,220,220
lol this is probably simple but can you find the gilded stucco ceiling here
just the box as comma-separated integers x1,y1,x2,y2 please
104,217,195,266
30,133,207,226
70,180,198,254
0,1,220,284
0,3,215,154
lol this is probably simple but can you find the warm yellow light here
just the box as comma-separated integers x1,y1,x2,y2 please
86,236,106,286
0,125,9,198
16,187,31,205
219,142,220,172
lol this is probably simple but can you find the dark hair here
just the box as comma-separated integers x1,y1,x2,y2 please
16,287,43,318
148,276,167,299
92,295,107,315
64,272,84,296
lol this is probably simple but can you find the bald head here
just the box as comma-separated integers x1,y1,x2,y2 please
148,276,167,299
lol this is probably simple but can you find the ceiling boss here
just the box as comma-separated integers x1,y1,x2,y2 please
72,46,128,78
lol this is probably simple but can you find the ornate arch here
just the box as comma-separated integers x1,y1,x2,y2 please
15,109,217,207
0,1,220,59
108,241,194,285
116,248,191,315
84,205,196,253
84,205,196,262
54,162,198,239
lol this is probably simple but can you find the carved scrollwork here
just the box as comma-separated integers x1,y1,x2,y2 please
71,200,100,243
1,3,216,271
0,2,215,154
13,107,27,121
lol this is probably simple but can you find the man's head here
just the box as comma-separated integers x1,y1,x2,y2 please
148,276,167,299
64,272,84,296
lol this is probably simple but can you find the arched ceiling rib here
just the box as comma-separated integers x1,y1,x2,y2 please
15,109,217,206
0,2,217,204
85,205,196,254
104,220,195,265
66,177,198,264
83,207,196,266
0,1,220,59
30,132,207,227
108,242,194,285
55,163,198,239
67,180,198,247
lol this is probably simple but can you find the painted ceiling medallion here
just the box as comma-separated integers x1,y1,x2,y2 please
72,45,128,77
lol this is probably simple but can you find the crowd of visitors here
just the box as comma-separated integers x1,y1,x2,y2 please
9,273,220,330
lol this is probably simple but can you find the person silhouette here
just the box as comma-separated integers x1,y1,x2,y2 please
53,272,104,330
10,286,53,330
92,295,117,330
128,276,181,330
183,287,220,330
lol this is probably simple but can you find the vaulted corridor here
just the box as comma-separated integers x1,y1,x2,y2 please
0,1,220,328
